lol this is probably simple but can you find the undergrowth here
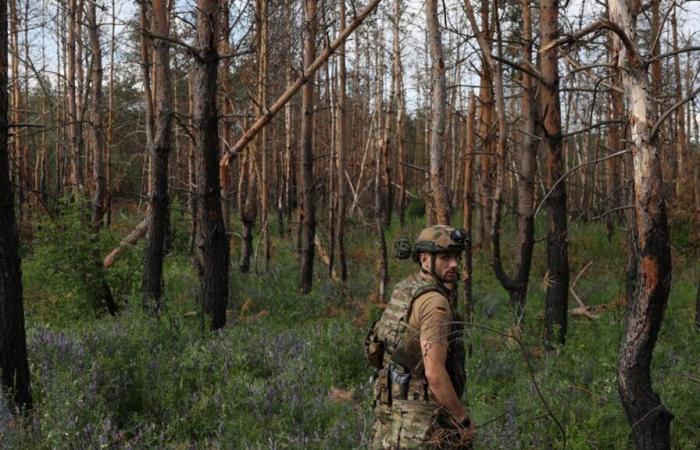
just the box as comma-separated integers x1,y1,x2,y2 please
2,202,698,449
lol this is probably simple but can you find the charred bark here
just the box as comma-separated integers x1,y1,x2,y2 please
540,0,568,347
193,0,229,329
0,0,32,410
609,1,673,447
142,0,173,312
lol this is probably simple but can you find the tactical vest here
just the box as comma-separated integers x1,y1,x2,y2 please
368,273,466,406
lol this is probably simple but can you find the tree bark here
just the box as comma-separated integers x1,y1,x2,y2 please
609,1,673,447
462,93,476,321
670,9,686,201
0,0,32,410
193,0,229,329
299,0,318,293
87,0,107,229
142,0,173,312
256,0,270,270
334,0,348,281
426,0,449,225
540,0,569,347
393,0,407,228
66,0,83,189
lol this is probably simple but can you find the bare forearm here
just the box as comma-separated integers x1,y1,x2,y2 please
426,366,466,420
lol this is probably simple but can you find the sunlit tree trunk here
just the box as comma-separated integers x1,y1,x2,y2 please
609,1,673,447
426,0,449,225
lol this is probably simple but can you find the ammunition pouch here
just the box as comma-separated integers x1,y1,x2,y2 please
365,318,385,369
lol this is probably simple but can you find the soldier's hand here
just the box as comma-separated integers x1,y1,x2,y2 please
447,415,476,448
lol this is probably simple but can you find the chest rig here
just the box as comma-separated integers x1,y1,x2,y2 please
368,273,466,406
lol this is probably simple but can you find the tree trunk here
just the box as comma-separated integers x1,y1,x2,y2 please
87,0,107,229
426,0,449,225
299,0,318,293
142,0,173,312
334,0,348,281
193,0,229,329
0,0,32,410
540,0,568,347
671,9,687,201
256,0,270,270
605,32,623,239
238,149,257,273
609,1,674,447
393,0,407,228
462,93,476,321
477,0,493,245
66,0,83,189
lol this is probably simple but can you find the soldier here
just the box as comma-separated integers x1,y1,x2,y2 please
366,225,475,449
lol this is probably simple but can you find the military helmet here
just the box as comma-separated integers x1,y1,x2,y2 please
413,225,468,261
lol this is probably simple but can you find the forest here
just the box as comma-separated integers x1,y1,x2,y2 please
0,0,698,448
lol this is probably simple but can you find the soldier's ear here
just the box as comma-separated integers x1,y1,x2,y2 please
419,252,430,269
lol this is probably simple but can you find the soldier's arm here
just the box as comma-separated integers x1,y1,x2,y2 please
422,338,467,421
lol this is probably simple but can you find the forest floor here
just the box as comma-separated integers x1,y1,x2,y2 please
2,200,699,449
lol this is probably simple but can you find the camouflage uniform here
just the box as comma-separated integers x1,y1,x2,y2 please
367,271,466,449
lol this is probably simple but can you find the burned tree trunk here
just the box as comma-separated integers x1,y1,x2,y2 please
426,0,449,225
142,0,173,312
0,0,32,410
540,0,568,346
609,0,673,447
299,0,318,293
193,0,229,329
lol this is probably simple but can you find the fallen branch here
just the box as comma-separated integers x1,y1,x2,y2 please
103,218,149,268
569,260,599,320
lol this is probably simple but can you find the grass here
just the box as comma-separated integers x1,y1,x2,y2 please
2,201,699,449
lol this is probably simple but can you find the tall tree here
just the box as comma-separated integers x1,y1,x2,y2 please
66,0,83,189
87,0,107,228
0,0,32,412
540,0,569,346
299,0,318,293
334,0,348,280
426,0,449,225
392,0,407,227
193,0,229,329
607,0,674,446
142,0,174,311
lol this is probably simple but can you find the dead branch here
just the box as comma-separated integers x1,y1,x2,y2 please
569,260,599,320
103,218,149,268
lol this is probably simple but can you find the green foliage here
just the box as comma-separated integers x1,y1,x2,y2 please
6,208,700,449
406,197,426,219
22,199,139,322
